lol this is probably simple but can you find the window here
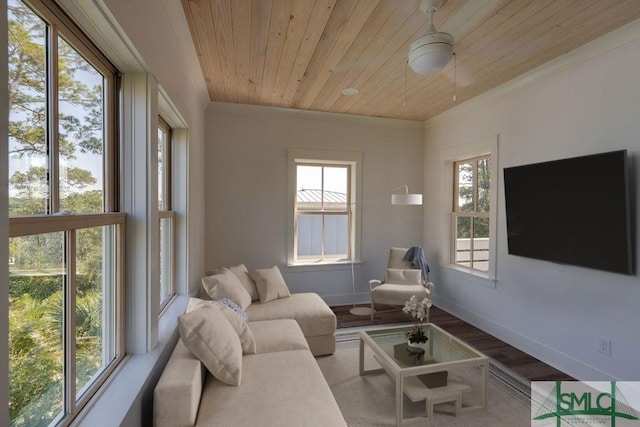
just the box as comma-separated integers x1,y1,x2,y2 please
288,149,362,266
158,117,175,309
452,155,491,272
296,163,351,261
7,0,123,425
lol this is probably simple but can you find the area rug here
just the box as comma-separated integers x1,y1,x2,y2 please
317,326,532,426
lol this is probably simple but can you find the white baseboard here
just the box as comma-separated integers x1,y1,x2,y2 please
435,296,615,381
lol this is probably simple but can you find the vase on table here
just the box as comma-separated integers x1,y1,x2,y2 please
407,339,424,349
406,322,428,344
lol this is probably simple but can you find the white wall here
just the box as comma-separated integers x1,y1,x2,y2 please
99,0,208,296
205,103,424,306
423,19,640,380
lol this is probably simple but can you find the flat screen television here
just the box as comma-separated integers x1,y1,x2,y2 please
503,150,633,275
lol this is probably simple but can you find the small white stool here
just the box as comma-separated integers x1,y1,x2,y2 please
425,389,462,420
404,377,472,422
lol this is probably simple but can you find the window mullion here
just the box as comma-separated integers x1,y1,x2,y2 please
320,166,325,211
473,160,478,212
320,166,325,260
453,162,460,211
469,217,475,269
105,74,118,212
165,126,172,210
48,23,60,214
321,215,326,260
471,161,478,269
65,229,77,417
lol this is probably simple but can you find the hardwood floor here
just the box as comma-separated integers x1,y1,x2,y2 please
333,304,575,382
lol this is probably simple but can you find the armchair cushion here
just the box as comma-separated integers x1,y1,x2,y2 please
385,268,422,285
371,284,429,307
388,247,414,269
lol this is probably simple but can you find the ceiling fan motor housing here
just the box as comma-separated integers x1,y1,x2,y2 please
420,0,444,14
408,32,454,75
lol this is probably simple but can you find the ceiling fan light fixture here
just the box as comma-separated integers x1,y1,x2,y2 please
408,32,453,75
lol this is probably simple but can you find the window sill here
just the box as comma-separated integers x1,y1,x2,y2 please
287,259,362,272
440,263,497,288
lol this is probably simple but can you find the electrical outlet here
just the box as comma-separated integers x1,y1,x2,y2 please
597,336,611,356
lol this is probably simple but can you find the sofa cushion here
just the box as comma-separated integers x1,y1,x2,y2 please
201,270,252,310
178,308,242,386
249,265,291,303
246,293,335,338
385,268,422,285
247,319,309,354
195,350,347,427
186,297,256,354
225,264,260,301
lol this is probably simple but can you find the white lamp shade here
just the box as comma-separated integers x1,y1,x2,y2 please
391,193,423,205
408,32,453,75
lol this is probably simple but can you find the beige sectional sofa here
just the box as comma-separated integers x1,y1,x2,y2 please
200,264,337,356
154,307,346,426
154,264,342,426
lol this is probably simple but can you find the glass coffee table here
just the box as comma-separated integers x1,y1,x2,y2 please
359,323,489,426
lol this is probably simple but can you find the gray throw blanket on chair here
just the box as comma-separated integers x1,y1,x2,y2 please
404,246,430,281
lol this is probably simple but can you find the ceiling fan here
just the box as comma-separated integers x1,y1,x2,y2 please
408,0,454,75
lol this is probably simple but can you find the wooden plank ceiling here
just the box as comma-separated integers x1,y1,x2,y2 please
182,0,640,121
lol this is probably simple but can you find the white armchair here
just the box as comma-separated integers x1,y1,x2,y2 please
369,247,434,321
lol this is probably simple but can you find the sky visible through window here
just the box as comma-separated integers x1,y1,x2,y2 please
297,165,347,197
8,0,104,199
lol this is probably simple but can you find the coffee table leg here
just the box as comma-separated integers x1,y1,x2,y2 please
359,338,384,376
359,337,364,375
396,374,403,427
481,361,488,408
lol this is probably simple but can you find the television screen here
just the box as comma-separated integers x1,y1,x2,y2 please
503,150,633,275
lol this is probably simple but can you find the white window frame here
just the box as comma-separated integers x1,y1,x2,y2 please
287,149,362,267
6,0,124,424
3,0,193,425
441,136,498,281
158,116,175,311
452,155,491,272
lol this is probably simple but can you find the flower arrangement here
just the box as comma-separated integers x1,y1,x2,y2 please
402,295,432,345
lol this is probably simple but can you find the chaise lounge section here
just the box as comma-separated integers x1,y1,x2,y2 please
200,264,337,356
246,292,336,356
154,304,346,426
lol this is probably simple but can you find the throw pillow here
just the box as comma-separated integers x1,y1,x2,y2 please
186,298,256,354
218,297,249,322
385,268,422,285
178,308,242,385
201,270,252,310
249,265,291,304
226,264,260,302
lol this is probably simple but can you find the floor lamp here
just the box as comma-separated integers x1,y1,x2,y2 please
349,185,423,316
